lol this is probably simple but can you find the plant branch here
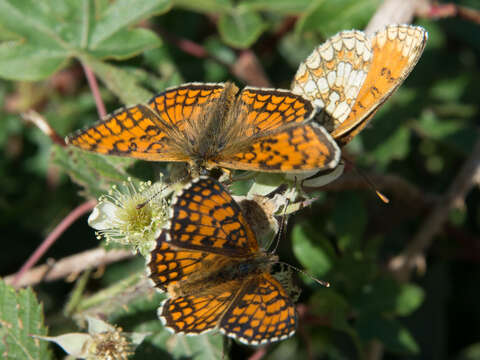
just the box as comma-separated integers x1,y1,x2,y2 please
365,0,430,35
5,247,133,288
320,172,438,211
362,1,431,359
11,199,97,287
389,138,480,281
419,3,480,24
80,60,107,118
22,110,66,147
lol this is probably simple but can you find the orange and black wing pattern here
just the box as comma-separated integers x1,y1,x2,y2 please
234,87,316,135
66,104,185,161
165,177,259,257
148,177,297,345
220,273,296,345
159,290,237,335
147,232,219,292
148,82,227,130
66,83,227,162
292,24,427,146
216,87,340,172
218,122,339,172
336,25,427,145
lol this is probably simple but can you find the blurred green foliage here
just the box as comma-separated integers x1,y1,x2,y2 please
1,0,480,359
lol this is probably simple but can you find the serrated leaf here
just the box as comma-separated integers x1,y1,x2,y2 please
356,314,419,354
0,0,168,81
218,8,266,48
52,145,136,198
0,279,51,360
296,0,380,35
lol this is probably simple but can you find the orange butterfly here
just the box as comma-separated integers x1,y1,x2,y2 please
292,24,427,146
147,177,296,345
67,82,340,174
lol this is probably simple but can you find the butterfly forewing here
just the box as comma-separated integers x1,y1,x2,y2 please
292,24,427,146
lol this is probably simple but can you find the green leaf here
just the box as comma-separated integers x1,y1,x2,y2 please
356,314,419,354
0,279,51,360
291,222,334,278
167,334,224,360
279,31,323,68
89,0,171,49
309,289,351,332
0,41,69,81
0,0,168,81
138,319,224,360
370,126,410,168
241,0,312,14
296,0,380,35
84,56,153,104
395,283,425,316
52,145,136,198
331,192,367,251
218,7,266,48
172,0,232,15
417,111,464,140
457,343,480,360
351,278,424,316
88,28,161,59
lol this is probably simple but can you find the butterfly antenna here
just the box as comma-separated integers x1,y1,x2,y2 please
344,158,390,204
277,261,330,288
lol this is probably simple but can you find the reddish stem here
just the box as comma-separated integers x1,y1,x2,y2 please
81,61,107,118
248,347,267,360
12,199,97,287
424,3,480,24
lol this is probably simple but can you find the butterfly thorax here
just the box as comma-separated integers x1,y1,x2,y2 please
171,82,239,167
168,252,278,298
165,82,260,171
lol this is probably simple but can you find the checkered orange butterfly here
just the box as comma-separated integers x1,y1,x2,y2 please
67,82,340,173
147,177,296,345
292,24,427,146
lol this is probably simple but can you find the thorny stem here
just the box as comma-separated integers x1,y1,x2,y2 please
12,200,97,287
